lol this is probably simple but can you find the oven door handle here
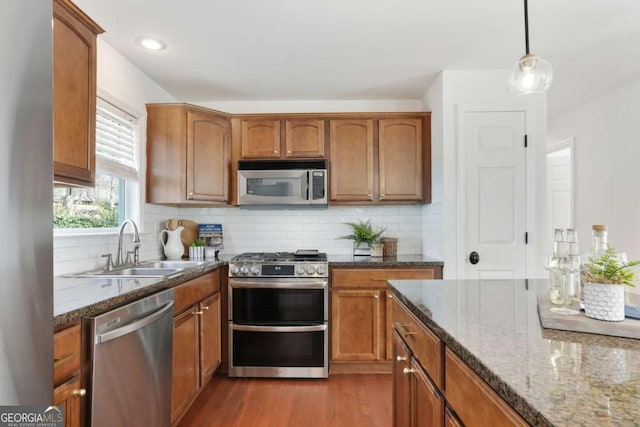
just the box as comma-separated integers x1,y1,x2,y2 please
229,280,328,289
231,324,328,333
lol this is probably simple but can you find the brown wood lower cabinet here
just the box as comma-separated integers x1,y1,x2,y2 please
331,266,442,374
171,271,221,426
53,322,85,427
392,296,529,427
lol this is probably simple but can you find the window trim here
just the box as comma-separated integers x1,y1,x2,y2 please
53,91,143,236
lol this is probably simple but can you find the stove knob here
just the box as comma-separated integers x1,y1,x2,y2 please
306,265,316,275
250,265,260,275
240,265,249,275
316,265,326,275
230,265,240,276
295,265,307,276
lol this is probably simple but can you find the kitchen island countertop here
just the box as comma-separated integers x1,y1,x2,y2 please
388,279,640,427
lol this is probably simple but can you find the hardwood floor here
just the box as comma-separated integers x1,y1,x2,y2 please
177,374,392,427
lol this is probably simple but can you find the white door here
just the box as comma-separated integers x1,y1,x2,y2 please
462,111,527,279
546,141,574,231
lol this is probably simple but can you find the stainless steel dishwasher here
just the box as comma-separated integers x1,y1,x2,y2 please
85,289,174,427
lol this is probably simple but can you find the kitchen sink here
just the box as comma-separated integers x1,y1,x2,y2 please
64,259,209,279
137,260,207,269
94,267,183,278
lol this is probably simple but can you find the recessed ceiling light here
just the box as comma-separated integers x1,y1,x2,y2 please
136,36,167,51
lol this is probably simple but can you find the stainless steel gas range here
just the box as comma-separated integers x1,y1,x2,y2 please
228,251,329,378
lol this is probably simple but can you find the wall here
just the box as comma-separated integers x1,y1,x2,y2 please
53,39,176,277
548,77,640,262
53,40,429,277
421,73,444,260
176,206,423,255
432,70,547,279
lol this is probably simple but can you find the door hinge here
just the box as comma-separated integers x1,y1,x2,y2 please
525,232,529,244
524,135,528,148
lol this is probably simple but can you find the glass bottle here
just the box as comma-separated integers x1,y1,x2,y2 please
590,224,609,260
565,229,581,305
546,228,566,305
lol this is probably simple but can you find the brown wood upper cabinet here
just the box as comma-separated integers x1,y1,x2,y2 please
240,118,325,159
329,114,431,204
53,0,104,187
146,104,231,205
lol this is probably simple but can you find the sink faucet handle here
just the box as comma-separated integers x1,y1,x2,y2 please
101,254,114,271
125,251,135,265
133,243,141,264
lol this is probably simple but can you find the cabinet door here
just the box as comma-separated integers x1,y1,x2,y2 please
331,288,383,361
445,348,528,427
378,118,423,201
329,119,374,202
411,358,444,427
392,331,411,427
199,293,221,386
444,407,464,427
53,0,102,186
172,308,200,423
53,376,83,427
186,109,231,202
241,119,281,158
285,119,325,158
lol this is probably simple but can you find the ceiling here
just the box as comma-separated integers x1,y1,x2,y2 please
74,0,640,118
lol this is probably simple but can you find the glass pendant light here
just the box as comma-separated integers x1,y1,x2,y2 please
508,0,552,97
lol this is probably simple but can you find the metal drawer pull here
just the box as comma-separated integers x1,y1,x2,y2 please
202,306,209,310
53,353,75,367
396,355,407,362
194,310,204,315
403,368,416,375
72,389,86,397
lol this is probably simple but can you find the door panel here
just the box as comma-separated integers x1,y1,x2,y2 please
463,111,527,279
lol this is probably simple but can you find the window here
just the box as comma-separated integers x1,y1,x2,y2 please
53,97,140,230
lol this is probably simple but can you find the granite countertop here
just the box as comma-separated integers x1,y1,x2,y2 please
54,253,443,327
328,254,443,267
54,257,231,326
388,279,640,427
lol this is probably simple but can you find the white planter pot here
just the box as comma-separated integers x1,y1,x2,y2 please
583,282,625,322
353,242,371,256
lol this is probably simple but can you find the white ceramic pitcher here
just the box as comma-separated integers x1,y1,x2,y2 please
160,226,184,260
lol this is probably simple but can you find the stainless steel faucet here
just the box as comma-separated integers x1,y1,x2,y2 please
116,219,141,266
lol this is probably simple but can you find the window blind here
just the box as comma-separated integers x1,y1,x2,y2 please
95,97,138,180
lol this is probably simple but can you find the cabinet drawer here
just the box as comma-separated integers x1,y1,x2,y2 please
445,348,528,427
332,268,435,288
174,271,220,315
392,299,442,389
54,323,81,386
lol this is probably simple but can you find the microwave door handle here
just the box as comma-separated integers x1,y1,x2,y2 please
306,171,310,201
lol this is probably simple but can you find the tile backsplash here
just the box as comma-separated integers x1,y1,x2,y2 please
54,204,424,277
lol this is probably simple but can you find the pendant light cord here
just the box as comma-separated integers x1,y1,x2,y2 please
524,0,530,54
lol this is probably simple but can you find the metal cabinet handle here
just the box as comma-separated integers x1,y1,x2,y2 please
274,150,279,154
193,310,204,315
403,368,416,375
380,194,385,199
374,295,379,299
53,353,74,367
367,194,373,200
287,150,292,154
396,355,407,362
72,389,86,397
202,306,209,311
388,294,393,299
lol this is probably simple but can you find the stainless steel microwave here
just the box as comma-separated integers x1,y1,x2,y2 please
237,159,328,208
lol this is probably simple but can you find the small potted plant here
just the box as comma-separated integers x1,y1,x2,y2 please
340,220,386,256
583,247,639,321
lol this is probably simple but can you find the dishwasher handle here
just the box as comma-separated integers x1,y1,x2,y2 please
96,301,174,344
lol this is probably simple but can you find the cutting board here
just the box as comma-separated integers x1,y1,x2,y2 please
537,295,640,339
165,219,199,257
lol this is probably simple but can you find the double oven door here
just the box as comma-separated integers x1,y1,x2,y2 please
229,278,328,378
